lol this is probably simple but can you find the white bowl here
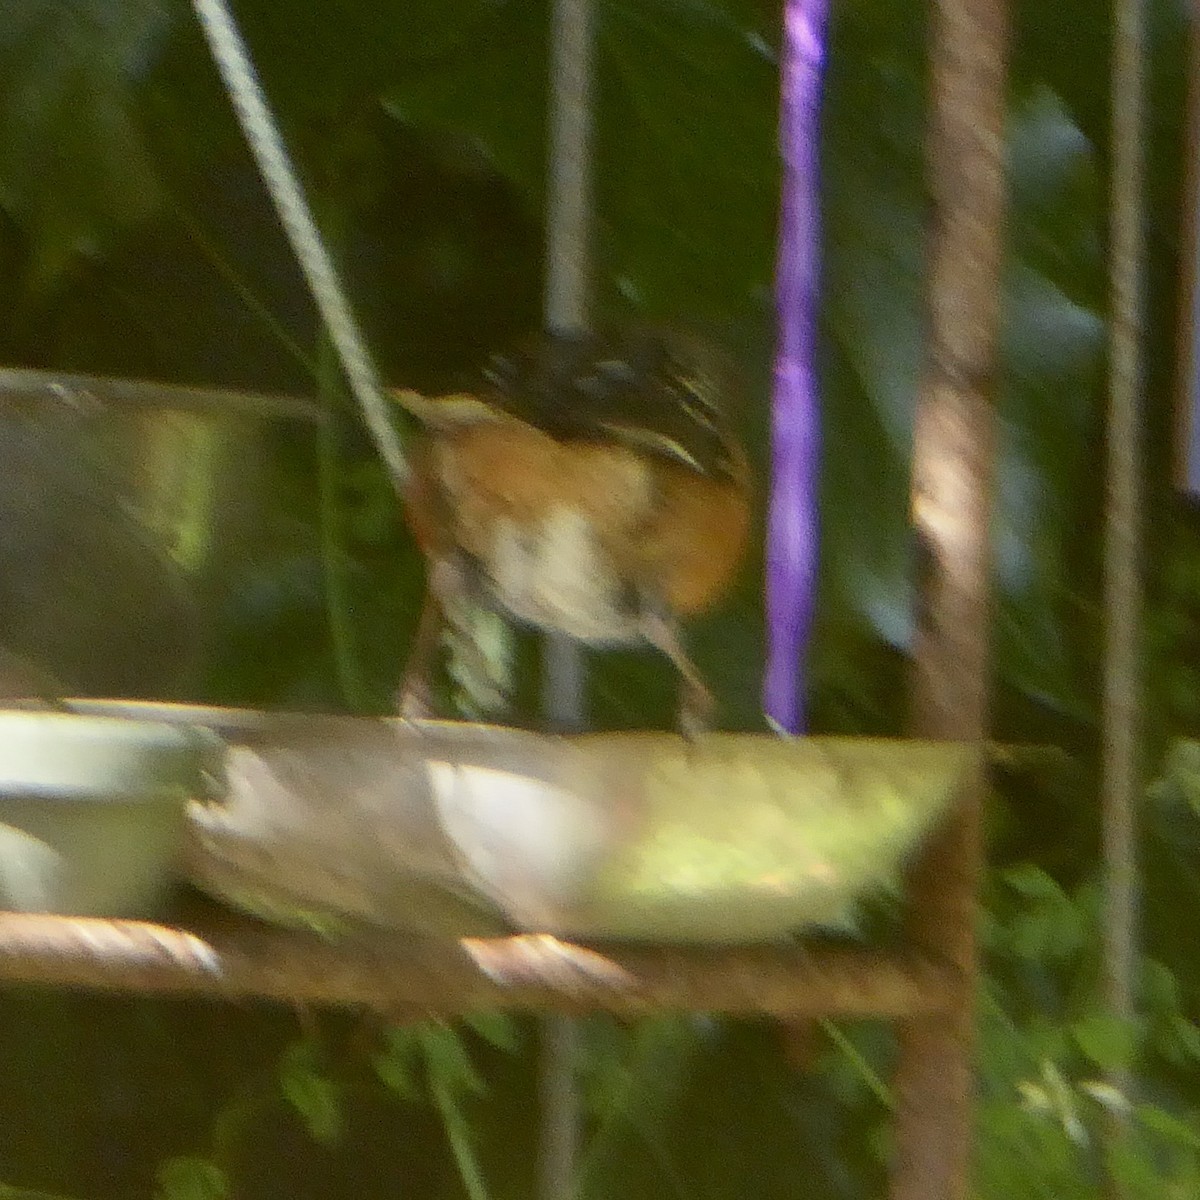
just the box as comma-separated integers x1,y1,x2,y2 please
0,711,222,916
176,711,972,944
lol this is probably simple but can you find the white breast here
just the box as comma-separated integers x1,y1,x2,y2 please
486,507,642,645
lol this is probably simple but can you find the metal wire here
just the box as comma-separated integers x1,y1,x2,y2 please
190,0,409,491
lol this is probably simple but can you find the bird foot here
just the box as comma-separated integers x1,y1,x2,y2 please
395,677,437,723
640,609,715,742
677,676,715,742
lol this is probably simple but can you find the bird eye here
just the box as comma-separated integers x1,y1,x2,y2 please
596,358,639,386
574,372,607,397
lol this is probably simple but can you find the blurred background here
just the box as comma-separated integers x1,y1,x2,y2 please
0,0,1197,1197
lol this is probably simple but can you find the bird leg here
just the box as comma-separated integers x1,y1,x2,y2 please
397,554,516,723
396,583,444,721
640,609,714,740
442,595,514,720
396,556,476,721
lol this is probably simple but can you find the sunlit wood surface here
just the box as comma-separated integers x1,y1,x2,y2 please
0,900,958,1021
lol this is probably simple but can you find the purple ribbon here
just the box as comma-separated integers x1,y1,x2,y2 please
763,0,829,735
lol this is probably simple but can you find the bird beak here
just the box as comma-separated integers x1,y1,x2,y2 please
389,389,507,430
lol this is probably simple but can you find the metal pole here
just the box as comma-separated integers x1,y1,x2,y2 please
1102,0,1146,1188
541,0,595,733
543,0,595,338
539,0,596,1195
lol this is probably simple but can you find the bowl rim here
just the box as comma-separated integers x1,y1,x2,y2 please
0,709,223,803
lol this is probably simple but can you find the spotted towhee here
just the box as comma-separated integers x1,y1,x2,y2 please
391,326,752,735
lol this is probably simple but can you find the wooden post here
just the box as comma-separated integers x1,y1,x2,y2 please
889,0,1010,1196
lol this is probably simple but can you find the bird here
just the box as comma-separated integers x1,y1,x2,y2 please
390,325,752,736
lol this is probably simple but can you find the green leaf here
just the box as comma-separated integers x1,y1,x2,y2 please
428,1072,493,1200
0,0,168,289
1106,1137,1178,1199
1168,1016,1200,1064
419,1023,487,1099
594,0,778,312
279,1039,343,1148
1134,1105,1200,1155
1151,742,1200,818
822,23,1103,715
579,1015,700,1132
1072,1014,1140,1072
462,1010,522,1055
1000,863,1069,901
381,0,549,212
1141,958,1183,1016
995,866,1087,963
383,0,778,316
373,1026,424,1103
154,1157,228,1200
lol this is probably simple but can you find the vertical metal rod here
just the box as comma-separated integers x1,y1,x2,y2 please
889,0,1010,1196
542,633,588,733
541,0,594,733
539,1005,583,1200
1102,0,1146,1187
544,0,595,337
540,0,596,1197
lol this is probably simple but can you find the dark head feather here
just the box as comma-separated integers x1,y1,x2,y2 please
477,327,741,481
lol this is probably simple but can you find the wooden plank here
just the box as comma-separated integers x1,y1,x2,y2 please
0,904,958,1021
